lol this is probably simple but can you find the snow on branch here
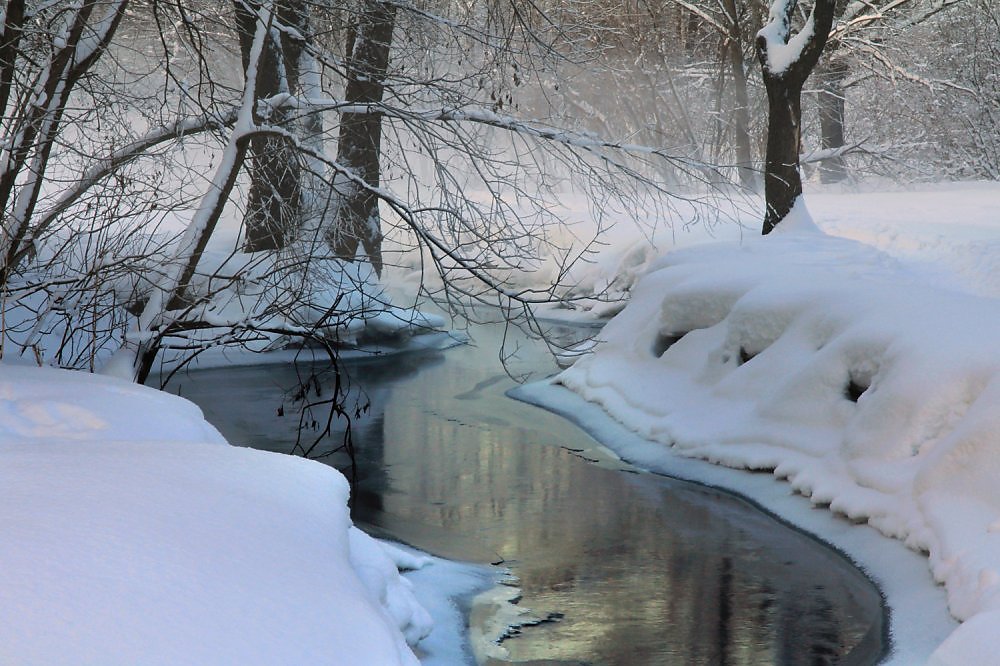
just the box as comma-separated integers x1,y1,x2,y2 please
799,140,911,164
851,43,979,96
115,2,274,382
259,94,704,171
665,0,728,36
830,0,963,42
757,0,836,82
240,121,590,307
22,107,240,268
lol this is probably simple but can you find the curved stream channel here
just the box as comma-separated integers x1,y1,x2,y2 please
163,321,886,665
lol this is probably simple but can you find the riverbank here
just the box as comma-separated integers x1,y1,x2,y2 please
0,363,430,664
514,380,956,663
541,185,1000,663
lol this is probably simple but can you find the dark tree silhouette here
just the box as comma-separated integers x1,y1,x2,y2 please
815,54,850,183
756,0,836,234
329,0,395,276
234,0,308,252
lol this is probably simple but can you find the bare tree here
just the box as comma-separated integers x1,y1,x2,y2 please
234,0,308,252
329,0,395,274
0,1,131,284
0,1,708,384
756,0,836,233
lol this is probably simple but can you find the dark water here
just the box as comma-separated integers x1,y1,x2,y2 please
163,324,885,665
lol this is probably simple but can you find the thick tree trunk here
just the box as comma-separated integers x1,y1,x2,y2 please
762,82,803,233
234,1,306,252
756,0,836,234
330,1,395,276
816,58,849,183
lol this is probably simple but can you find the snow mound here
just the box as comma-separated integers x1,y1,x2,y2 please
0,365,227,445
557,225,1000,660
0,365,427,664
349,527,434,646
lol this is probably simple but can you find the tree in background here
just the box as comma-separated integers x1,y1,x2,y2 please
234,0,309,252
756,0,835,233
808,0,966,183
842,0,996,180
329,0,394,274
553,0,977,192
542,0,767,190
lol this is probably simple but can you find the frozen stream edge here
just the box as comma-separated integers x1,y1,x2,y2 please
511,379,958,664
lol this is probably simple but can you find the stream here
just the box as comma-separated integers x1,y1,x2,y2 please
163,321,886,665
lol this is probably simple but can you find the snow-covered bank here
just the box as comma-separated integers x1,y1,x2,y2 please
513,381,952,664
529,182,1000,323
551,190,1000,663
0,364,431,664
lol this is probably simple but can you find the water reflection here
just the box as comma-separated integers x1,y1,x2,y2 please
164,327,884,665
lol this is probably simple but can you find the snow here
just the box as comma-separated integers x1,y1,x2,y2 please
389,544,498,665
551,182,1000,663
6,180,1000,663
757,0,817,76
0,363,433,664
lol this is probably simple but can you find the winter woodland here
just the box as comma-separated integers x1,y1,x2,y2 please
1,0,999,663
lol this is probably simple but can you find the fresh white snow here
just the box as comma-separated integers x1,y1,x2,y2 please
5,180,1000,664
548,182,1000,664
0,363,434,664
757,0,817,75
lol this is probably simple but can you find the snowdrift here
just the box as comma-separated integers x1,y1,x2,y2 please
557,214,1000,663
0,365,429,664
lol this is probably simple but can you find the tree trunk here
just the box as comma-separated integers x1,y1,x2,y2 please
129,5,273,383
726,40,757,189
0,0,26,125
816,58,849,183
762,81,803,233
720,0,757,190
234,1,306,252
330,0,396,275
756,0,836,234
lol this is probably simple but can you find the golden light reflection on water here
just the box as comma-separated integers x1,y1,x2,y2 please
169,327,884,665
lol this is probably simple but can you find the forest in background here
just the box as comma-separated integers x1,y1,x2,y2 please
0,0,995,386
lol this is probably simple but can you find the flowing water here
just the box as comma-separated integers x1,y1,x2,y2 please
163,322,886,665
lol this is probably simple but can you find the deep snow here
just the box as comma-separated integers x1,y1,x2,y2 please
0,363,435,664
549,182,1000,664
4,181,999,664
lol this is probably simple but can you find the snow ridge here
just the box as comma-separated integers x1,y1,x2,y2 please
558,226,1000,663
0,364,429,664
